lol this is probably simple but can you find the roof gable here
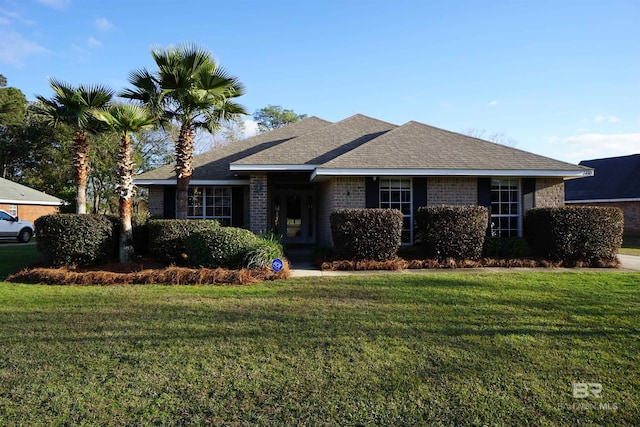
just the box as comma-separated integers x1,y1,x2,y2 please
318,121,589,173
231,114,396,167
565,154,640,201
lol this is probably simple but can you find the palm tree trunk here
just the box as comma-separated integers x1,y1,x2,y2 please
73,130,89,214
175,123,194,219
118,134,135,263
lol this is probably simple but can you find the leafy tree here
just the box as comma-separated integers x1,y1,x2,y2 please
0,77,28,177
253,105,307,133
121,43,246,219
0,74,6,87
92,103,157,262
36,79,113,214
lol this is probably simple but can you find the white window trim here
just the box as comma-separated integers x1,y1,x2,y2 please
379,177,413,245
8,205,18,216
185,186,233,224
490,178,522,237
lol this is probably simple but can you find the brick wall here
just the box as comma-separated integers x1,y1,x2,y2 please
535,178,564,207
427,177,477,205
0,204,59,224
249,173,268,234
569,201,640,236
147,187,164,216
317,177,366,246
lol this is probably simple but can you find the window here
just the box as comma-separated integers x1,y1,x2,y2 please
187,187,232,225
379,178,412,243
490,178,520,237
9,205,17,216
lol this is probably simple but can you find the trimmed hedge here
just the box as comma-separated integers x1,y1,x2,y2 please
147,219,220,264
186,227,261,269
330,208,403,261
524,206,623,262
415,205,488,260
35,214,117,267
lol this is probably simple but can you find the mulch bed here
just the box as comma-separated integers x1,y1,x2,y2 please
321,257,620,271
8,261,291,286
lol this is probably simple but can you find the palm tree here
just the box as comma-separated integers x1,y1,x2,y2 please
121,43,246,219
36,79,113,214
92,103,157,262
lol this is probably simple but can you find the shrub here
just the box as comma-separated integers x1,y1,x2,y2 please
244,233,285,269
147,219,220,264
483,236,531,258
415,205,488,260
524,206,623,262
330,208,403,261
132,212,151,257
186,227,261,269
35,214,117,267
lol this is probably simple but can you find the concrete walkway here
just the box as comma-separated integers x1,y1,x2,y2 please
290,255,640,277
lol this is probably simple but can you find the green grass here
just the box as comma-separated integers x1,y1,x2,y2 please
0,273,638,426
620,235,640,256
0,244,38,280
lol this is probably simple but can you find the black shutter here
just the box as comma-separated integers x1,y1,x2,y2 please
232,186,244,228
413,178,427,217
522,178,535,212
365,177,379,208
477,178,492,235
163,186,176,219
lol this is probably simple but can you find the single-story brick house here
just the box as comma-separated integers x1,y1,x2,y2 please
565,154,640,236
135,114,592,245
0,177,64,223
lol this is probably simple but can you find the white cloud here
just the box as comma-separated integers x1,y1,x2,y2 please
488,100,499,107
242,120,259,138
37,0,70,9
95,17,113,31
563,133,640,162
594,115,621,123
0,30,47,65
87,37,102,48
548,136,559,144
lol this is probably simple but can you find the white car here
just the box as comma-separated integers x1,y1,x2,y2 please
0,210,34,243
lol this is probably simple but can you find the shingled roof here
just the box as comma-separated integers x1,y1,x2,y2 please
136,116,331,182
315,121,590,176
565,154,640,201
230,114,396,169
135,114,590,184
0,178,64,205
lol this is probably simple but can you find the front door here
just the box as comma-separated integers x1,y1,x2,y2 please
273,190,315,245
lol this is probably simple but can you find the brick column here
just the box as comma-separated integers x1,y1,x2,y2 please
249,173,268,234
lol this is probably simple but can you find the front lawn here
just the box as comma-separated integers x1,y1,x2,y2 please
0,244,38,280
0,273,638,425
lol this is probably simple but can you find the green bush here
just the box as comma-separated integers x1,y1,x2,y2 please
35,214,117,267
245,233,285,269
330,208,403,261
483,236,530,258
186,227,261,269
415,205,488,260
524,206,623,262
147,219,220,264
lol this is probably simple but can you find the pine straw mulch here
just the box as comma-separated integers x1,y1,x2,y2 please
321,257,621,271
7,261,291,286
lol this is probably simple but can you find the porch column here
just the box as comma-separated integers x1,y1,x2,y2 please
249,173,268,234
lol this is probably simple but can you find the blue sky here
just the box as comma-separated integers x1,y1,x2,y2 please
1,0,638,163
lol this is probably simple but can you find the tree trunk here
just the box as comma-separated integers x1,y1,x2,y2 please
118,134,135,263
73,130,89,214
175,123,194,219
